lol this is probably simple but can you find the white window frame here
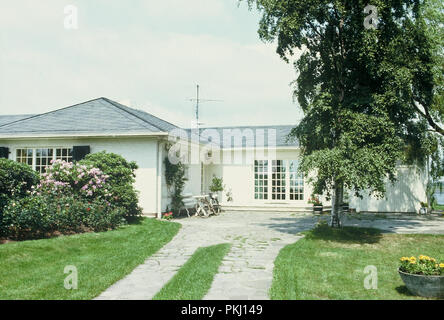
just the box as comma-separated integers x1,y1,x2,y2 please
14,147,73,172
254,159,305,202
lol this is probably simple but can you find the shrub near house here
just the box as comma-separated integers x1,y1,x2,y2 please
0,159,39,236
79,151,142,217
0,152,141,240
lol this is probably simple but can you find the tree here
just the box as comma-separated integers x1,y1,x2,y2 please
244,0,440,226
409,0,444,136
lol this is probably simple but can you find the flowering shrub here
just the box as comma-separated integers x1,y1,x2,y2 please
399,255,444,276
308,196,323,206
0,157,131,240
36,159,112,204
79,152,142,217
162,212,173,221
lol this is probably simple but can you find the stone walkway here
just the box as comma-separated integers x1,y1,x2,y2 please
96,211,444,300
96,211,316,300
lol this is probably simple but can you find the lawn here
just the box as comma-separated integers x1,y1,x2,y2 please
270,223,444,300
153,243,231,300
0,217,180,300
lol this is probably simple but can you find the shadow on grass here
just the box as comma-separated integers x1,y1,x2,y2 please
126,216,147,225
304,223,383,244
395,285,416,297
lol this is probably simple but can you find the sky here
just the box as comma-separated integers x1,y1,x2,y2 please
0,0,303,128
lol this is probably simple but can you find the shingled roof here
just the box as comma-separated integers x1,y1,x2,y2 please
0,98,178,137
0,98,299,147
186,125,298,148
0,115,36,127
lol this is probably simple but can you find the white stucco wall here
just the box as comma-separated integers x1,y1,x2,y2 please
204,148,314,208
204,148,426,213
349,166,427,213
0,136,160,214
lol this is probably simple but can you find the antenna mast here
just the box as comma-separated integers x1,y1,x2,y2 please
189,84,223,131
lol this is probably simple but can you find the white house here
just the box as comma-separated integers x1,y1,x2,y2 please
0,97,427,216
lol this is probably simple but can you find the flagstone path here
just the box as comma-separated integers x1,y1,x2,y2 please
96,211,444,300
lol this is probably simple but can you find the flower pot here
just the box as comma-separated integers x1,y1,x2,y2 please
398,269,444,298
313,205,323,214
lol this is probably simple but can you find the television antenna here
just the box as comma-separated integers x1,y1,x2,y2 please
188,84,223,130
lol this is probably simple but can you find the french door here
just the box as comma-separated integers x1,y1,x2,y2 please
254,160,304,201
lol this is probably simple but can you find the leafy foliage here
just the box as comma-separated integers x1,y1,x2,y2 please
0,159,39,211
80,151,142,217
209,176,224,193
164,155,186,214
2,194,125,240
244,0,442,223
0,159,39,236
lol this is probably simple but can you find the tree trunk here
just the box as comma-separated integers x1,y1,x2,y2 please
330,180,343,227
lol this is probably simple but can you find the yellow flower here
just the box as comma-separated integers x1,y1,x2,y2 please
400,257,410,262
440,263,444,268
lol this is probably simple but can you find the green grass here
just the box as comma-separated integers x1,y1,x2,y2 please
0,218,180,300
270,224,444,300
153,243,231,300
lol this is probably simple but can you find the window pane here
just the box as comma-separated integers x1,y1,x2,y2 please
289,160,304,201
254,160,269,201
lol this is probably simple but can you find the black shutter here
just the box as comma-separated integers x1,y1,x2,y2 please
72,146,90,161
0,147,9,159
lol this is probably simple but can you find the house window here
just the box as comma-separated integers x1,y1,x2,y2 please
15,147,73,173
16,148,33,166
254,160,268,200
289,160,304,200
35,148,54,173
56,148,73,162
271,160,286,200
254,159,304,201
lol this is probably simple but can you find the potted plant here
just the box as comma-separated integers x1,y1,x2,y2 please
398,255,444,298
419,202,428,215
209,175,225,200
308,196,323,214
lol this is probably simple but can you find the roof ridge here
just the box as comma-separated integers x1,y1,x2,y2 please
101,98,167,131
0,97,105,129
102,98,178,131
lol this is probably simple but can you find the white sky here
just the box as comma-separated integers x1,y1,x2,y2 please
0,0,303,127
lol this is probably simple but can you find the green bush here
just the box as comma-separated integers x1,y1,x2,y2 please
0,159,38,209
79,151,142,217
2,194,126,240
0,159,39,236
